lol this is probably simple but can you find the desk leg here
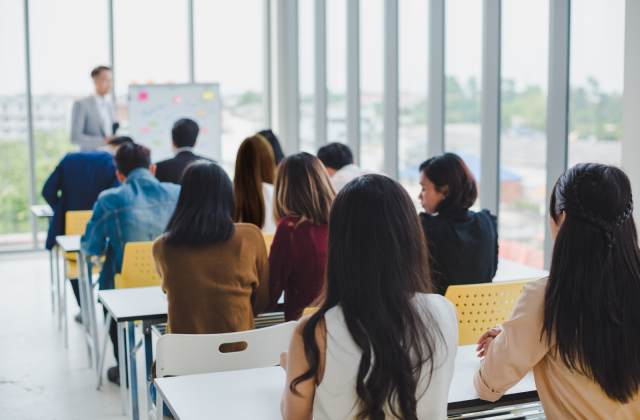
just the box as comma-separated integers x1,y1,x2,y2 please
76,256,92,367
84,256,101,373
144,329,153,417
126,321,139,420
117,321,128,416
49,248,54,313
63,274,68,348
56,246,62,330
96,312,112,390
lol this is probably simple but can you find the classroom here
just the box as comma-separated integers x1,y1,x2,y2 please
1,1,639,419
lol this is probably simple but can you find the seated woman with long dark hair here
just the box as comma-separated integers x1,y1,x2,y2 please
266,152,336,321
418,153,498,294
233,135,277,233
279,175,458,419
475,163,640,418
149,161,270,416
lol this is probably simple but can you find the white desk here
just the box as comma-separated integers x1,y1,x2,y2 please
493,258,548,283
154,345,538,420
32,205,55,312
98,286,168,420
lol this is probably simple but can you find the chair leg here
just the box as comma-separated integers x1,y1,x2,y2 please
50,248,55,313
57,247,62,330
63,277,68,349
96,312,112,390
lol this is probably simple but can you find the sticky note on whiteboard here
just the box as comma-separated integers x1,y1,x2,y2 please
172,97,182,104
200,127,208,134
140,127,151,133
202,90,214,101
138,91,148,101
196,110,206,116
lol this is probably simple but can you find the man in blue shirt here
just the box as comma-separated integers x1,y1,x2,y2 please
81,143,180,385
42,136,133,320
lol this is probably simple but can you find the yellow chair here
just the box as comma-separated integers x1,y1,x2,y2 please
64,210,99,277
114,241,161,289
444,279,537,346
264,233,275,256
301,307,319,317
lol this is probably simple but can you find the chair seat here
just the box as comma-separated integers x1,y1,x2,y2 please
64,259,101,279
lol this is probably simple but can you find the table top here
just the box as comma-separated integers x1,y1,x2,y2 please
98,286,168,322
494,258,548,283
154,345,537,420
30,204,53,218
55,235,81,253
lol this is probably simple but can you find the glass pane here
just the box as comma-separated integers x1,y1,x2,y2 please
30,0,109,241
444,0,482,205
568,0,624,168
0,0,31,248
359,0,384,173
194,0,263,175
114,0,189,139
299,0,315,153
327,0,346,145
499,0,549,269
399,0,428,208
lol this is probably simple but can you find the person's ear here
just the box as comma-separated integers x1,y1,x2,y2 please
149,164,157,176
440,185,450,198
115,170,126,184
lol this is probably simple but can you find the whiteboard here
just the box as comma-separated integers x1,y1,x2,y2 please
128,83,222,163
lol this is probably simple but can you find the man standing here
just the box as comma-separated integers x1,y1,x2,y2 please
71,66,117,150
81,143,180,385
155,118,213,184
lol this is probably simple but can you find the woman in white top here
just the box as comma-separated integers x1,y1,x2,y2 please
279,174,458,420
232,135,277,233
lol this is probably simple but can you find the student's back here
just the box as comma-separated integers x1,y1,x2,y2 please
42,150,119,250
315,294,457,419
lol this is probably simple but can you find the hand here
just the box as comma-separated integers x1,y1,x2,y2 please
103,135,116,145
279,350,288,371
476,326,502,358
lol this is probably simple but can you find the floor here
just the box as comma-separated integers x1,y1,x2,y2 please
0,250,149,420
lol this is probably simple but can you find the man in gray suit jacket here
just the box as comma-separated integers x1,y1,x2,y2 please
71,66,117,150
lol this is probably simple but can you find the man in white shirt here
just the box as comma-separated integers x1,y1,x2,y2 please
70,66,117,150
317,142,368,191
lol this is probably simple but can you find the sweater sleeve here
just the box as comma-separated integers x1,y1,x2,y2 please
473,279,550,401
251,228,271,316
266,220,293,311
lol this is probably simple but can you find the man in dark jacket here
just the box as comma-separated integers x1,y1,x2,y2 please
42,136,133,316
155,118,213,184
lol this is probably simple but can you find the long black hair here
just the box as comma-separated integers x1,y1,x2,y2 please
164,161,235,246
292,175,442,420
544,163,640,403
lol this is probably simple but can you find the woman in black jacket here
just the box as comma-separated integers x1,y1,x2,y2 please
418,153,498,294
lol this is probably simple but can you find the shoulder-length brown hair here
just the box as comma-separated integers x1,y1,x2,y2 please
233,135,276,228
274,152,336,225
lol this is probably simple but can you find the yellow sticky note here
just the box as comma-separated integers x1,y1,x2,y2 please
202,90,214,101
196,110,207,116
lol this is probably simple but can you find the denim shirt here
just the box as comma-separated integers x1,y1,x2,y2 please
80,168,181,290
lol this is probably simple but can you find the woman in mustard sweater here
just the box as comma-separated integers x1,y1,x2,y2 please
149,160,269,416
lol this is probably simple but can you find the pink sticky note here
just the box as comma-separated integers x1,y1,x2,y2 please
199,127,208,134
140,127,151,133
172,97,182,104
138,91,148,101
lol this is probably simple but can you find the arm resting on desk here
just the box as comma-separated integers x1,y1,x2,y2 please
474,279,550,401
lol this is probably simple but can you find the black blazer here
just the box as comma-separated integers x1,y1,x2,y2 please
155,151,213,184
420,209,499,295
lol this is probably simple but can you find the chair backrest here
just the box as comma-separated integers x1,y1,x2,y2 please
444,279,537,345
63,210,93,259
155,321,297,379
114,241,161,289
263,233,275,255
301,307,319,317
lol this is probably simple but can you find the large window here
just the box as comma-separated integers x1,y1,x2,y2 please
444,0,482,200
0,0,30,248
359,0,384,173
568,0,624,168
30,0,109,239
194,0,264,176
398,0,428,207
114,0,189,151
326,0,347,145
499,0,549,269
299,0,316,154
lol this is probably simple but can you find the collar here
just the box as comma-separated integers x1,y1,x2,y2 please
125,168,156,183
92,92,106,102
175,147,194,155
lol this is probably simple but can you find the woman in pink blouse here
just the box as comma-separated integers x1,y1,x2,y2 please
474,163,640,419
